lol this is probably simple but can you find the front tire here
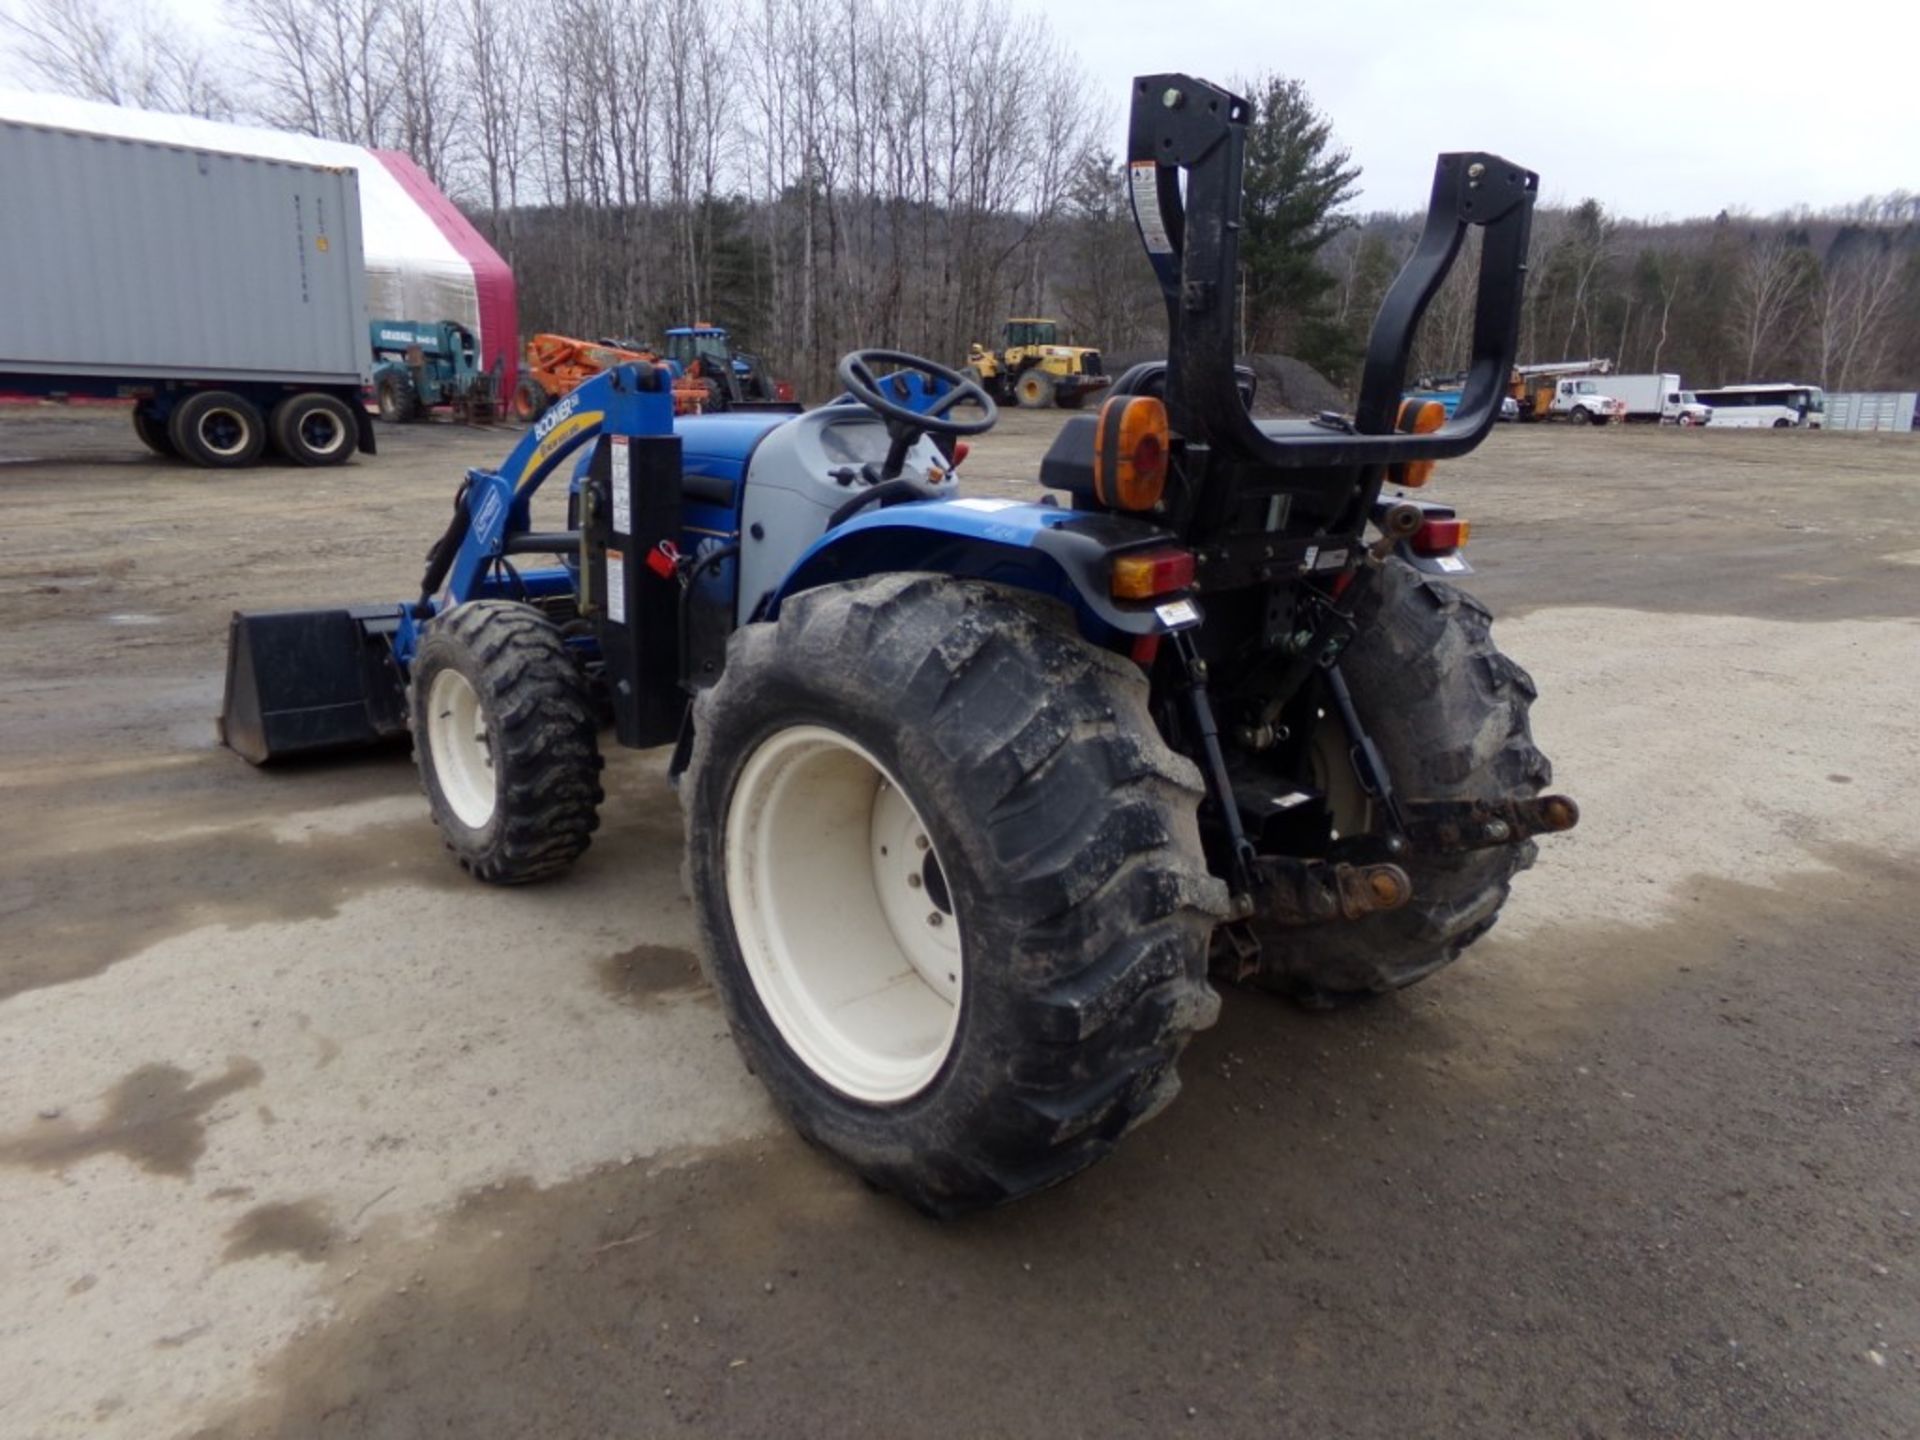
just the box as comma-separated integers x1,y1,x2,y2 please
510,377,550,424
1015,370,1056,409
408,601,604,884
684,576,1228,1216
377,372,420,424
1248,557,1551,1004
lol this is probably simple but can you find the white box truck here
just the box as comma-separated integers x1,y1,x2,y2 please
1566,373,1709,425
0,111,374,467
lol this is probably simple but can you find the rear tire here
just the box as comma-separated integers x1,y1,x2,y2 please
1772,417,1792,429
510,376,549,424
131,404,175,457
1247,557,1550,1004
409,600,604,884
1015,370,1056,409
684,576,1228,1216
169,391,266,468
270,392,358,466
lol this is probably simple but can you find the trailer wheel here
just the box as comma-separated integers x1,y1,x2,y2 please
510,377,549,424
684,576,1228,1216
168,391,266,468
1247,557,1551,1005
131,404,175,457
377,371,421,424
1015,370,1057,409
270,392,358,466
409,600,604,885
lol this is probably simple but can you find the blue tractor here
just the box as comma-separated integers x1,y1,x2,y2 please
220,74,1576,1215
370,319,501,424
662,323,785,409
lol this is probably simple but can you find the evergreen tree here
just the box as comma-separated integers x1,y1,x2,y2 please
1237,74,1362,380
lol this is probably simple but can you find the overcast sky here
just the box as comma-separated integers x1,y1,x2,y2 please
1022,0,1919,217
11,0,1918,217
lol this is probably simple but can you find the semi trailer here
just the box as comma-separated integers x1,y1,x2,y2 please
0,108,374,468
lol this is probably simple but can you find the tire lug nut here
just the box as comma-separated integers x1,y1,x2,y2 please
907,873,922,889
927,912,943,928
914,834,930,851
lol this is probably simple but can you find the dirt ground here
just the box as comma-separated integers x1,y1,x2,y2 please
2,404,1917,1439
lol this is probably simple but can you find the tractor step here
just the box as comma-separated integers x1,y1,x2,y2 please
219,605,410,764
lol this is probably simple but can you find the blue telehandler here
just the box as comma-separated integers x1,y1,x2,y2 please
220,74,1577,1215
370,319,502,424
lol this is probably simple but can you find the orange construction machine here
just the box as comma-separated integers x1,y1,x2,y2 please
510,334,709,423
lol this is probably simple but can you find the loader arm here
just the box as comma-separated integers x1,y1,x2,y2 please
406,362,680,644
222,362,683,764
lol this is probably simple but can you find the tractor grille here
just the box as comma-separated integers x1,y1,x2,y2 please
1081,350,1104,376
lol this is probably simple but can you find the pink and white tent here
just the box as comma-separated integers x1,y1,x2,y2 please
0,90,518,389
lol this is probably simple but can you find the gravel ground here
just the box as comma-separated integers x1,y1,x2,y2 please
1,404,1916,1439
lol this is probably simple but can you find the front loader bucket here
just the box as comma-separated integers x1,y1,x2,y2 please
219,606,409,764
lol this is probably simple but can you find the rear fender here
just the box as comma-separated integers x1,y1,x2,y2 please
766,498,1202,643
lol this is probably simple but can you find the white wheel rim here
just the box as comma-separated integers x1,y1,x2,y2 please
725,725,962,1104
426,668,496,828
302,408,347,454
197,407,252,457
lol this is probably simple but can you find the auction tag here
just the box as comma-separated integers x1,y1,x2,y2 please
606,552,626,623
948,497,1022,512
1434,553,1468,573
1155,599,1201,629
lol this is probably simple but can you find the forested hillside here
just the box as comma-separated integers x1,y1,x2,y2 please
7,0,1916,394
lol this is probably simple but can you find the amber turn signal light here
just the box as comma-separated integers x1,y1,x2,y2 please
1110,545,1195,600
1093,394,1170,511
1389,397,1446,489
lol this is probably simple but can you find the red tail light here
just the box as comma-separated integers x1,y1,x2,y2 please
1410,518,1470,555
1110,545,1195,599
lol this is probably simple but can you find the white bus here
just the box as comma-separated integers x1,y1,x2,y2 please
1692,383,1825,429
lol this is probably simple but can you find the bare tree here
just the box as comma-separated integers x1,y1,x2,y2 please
387,0,460,186
233,0,396,146
459,0,529,237
2,0,235,117
1729,231,1808,377
1815,241,1904,390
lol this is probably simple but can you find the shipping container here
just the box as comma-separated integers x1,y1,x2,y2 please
0,112,375,467
1825,392,1918,432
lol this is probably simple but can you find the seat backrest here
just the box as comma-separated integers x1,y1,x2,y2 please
1111,360,1260,411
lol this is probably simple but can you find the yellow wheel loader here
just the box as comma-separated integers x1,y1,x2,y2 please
961,318,1110,410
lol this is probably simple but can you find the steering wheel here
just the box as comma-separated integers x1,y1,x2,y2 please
836,348,998,438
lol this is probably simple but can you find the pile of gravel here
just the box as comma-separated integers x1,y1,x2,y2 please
1103,350,1347,418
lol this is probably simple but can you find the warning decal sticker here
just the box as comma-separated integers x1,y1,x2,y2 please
1129,161,1174,256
